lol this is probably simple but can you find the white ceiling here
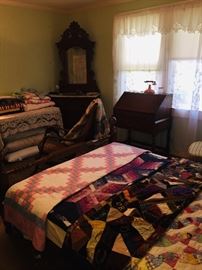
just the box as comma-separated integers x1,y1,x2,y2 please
0,0,131,12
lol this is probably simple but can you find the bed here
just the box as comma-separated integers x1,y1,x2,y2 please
0,106,63,162
3,142,202,270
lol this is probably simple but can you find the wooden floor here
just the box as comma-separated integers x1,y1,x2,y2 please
0,216,92,270
0,217,61,270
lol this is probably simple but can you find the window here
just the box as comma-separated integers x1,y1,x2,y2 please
119,33,161,92
169,59,202,111
113,1,202,111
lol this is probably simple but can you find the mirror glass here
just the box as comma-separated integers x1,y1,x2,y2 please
67,48,87,84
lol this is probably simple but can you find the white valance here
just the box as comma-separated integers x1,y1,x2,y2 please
114,0,202,35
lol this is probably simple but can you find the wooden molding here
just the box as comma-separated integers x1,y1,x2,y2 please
0,0,132,13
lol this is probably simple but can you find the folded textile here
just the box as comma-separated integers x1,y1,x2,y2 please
5,145,39,162
4,127,46,143
0,96,23,115
23,101,55,112
24,94,51,105
24,97,51,104
13,89,54,111
2,133,44,155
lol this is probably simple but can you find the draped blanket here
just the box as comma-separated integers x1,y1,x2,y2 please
4,142,146,251
48,156,202,270
62,98,110,144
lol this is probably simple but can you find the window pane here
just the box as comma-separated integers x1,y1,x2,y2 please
169,60,202,110
121,71,157,92
120,33,161,70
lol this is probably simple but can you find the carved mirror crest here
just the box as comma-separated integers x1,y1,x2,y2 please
57,21,99,94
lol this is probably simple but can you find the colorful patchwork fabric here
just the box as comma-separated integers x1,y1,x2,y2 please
0,97,23,115
48,157,202,270
4,142,146,251
63,98,110,143
48,151,168,229
132,191,202,270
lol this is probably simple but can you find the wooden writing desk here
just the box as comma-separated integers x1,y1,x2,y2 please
113,92,173,154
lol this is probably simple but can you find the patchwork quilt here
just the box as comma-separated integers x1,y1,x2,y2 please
132,192,202,270
4,142,146,251
3,142,202,270
48,155,202,270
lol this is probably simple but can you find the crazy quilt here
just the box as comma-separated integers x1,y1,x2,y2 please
48,156,202,270
132,191,202,270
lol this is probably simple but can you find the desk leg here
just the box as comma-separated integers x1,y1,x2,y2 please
165,118,172,155
128,129,132,144
166,127,171,155
152,134,156,152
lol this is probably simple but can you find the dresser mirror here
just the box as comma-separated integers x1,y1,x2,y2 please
67,47,87,84
56,21,99,94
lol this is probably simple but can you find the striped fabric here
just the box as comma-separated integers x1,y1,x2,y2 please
188,141,202,157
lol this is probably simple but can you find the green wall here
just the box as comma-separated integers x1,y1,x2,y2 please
0,5,65,95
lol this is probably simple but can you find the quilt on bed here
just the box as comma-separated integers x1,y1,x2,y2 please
132,192,202,270
47,156,202,270
3,142,146,251
3,142,202,270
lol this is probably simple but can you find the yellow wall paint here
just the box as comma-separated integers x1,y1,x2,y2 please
59,0,185,115
0,5,65,95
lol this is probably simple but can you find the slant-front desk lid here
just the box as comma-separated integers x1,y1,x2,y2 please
114,92,172,114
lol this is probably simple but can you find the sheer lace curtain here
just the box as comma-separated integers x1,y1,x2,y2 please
113,0,202,156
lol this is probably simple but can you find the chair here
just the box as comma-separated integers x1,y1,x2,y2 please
188,141,202,161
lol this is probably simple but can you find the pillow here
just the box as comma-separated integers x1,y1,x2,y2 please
5,146,39,162
3,133,44,154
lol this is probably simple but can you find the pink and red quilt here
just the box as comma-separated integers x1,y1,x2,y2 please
4,142,146,251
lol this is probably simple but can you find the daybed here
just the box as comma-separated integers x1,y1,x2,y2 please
3,140,202,270
0,106,63,202
0,97,112,205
